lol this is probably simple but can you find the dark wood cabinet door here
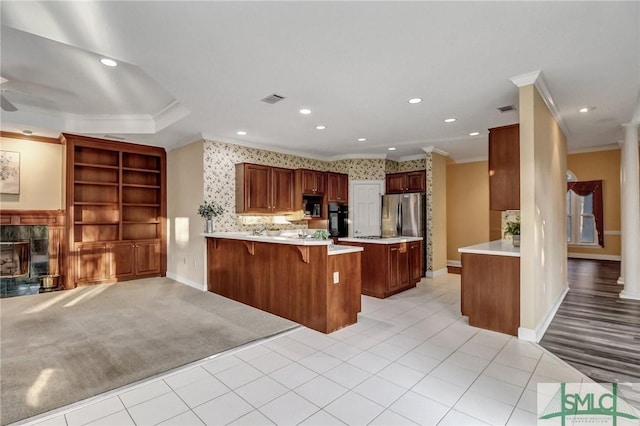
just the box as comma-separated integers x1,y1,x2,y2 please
243,164,272,213
271,167,295,213
386,173,406,194
135,240,161,275
110,242,135,279
489,124,520,210
300,170,325,194
405,171,426,193
409,241,423,284
75,243,109,284
388,246,401,291
327,172,348,202
388,244,409,291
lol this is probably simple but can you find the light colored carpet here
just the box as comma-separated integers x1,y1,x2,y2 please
0,278,297,425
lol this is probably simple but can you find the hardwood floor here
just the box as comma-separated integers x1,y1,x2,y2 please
540,259,640,383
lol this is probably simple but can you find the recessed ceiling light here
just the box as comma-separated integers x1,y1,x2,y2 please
358,138,367,142
236,131,247,136
388,147,396,151
579,107,596,113
444,118,457,123
469,132,480,136
408,98,422,104
22,130,33,135
299,108,311,115
100,58,118,67
315,125,326,130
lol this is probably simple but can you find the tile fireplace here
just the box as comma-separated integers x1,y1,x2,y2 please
0,225,50,297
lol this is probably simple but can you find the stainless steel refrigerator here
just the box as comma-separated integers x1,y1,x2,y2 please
381,193,425,238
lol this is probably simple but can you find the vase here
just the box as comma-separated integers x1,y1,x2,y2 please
512,235,520,247
204,219,214,234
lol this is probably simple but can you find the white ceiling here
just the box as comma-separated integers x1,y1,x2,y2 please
1,1,638,162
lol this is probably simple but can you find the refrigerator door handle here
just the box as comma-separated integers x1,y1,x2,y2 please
397,203,402,235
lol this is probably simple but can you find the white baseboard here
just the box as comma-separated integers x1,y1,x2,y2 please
568,252,621,261
166,272,206,291
447,260,462,268
426,267,448,278
518,286,569,342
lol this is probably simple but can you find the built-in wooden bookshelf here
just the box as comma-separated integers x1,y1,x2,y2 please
63,134,166,287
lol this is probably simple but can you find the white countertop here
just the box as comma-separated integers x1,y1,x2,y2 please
338,236,423,245
458,240,520,257
202,232,362,256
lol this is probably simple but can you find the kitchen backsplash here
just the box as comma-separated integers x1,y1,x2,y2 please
202,140,420,232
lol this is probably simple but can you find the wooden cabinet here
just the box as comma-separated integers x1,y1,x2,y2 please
409,241,423,284
75,242,110,284
385,171,426,194
236,163,295,214
63,133,166,287
340,240,422,298
327,172,348,203
461,252,520,336
489,124,520,210
298,169,325,195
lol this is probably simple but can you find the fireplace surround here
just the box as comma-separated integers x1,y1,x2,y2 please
0,225,50,297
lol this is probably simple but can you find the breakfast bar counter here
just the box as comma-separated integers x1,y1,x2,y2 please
204,232,363,333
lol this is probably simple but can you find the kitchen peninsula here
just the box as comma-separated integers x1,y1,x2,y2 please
204,232,363,333
458,240,520,336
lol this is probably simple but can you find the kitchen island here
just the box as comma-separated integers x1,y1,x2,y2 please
458,240,520,336
204,232,363,334
338,236,423,298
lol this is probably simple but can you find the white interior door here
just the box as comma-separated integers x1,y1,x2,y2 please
351,181,382,237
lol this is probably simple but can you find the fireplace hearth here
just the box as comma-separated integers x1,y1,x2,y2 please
0,225,50,297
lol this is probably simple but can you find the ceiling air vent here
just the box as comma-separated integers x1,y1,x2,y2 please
497,105,517,113
261,93,286,104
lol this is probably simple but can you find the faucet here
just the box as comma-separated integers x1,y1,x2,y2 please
253,227,267,236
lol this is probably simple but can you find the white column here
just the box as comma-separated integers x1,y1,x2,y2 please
620,123,640,300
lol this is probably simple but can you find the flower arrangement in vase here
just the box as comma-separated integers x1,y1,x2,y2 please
504,221,521,247
198,201,225,233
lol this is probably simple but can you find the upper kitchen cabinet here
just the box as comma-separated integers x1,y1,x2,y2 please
385,171,426,194
236,163,295,214
327,172,348,204
297,169,325,195
489,124,520,211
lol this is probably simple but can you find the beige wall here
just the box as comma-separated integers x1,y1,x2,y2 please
446,161,490,262
166,140,206,288
519,84,568,340
567,149,621,257
0,136,64,210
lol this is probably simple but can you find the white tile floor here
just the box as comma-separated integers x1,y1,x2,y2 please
24,274,591,426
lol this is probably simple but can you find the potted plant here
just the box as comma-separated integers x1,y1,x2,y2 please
198,201,225,233
504,221,521,247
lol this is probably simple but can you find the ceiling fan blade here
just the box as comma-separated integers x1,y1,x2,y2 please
1,94,18,112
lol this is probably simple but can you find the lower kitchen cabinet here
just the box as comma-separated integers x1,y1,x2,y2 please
341,240,422,298
74,240,161,286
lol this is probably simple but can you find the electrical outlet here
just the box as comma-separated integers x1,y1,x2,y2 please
333,271,339,284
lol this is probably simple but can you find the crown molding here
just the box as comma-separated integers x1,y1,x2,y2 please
568,143,621,155
422,146,449,156
396,153,426,162
153,100,190,132
328,153,387,161
510,70,571,139
0,130,60,144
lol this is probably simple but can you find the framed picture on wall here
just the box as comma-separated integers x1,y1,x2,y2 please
0,150,20,194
